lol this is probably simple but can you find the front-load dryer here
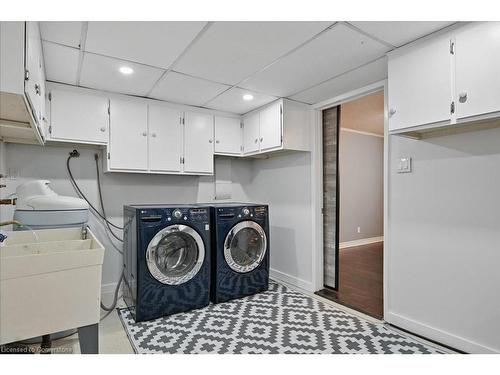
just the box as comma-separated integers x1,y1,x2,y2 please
209,203,269,303
123,204,211,322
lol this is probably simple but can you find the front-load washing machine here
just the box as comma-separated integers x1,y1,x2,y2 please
209,203,269,303
123,204,211,322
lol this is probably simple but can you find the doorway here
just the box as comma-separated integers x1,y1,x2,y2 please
317,90,385,319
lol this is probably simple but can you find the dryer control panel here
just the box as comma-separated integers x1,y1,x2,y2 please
217,205,267,220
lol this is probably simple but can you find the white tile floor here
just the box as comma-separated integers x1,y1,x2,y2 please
43,280,452,354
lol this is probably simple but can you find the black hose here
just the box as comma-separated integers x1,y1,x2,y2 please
93,153,124,242
100,269,125,316
66,149,124,316
66,150,123,232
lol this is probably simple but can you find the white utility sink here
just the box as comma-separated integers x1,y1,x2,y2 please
0,227,104,345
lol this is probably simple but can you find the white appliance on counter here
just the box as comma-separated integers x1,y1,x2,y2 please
13,180,89,229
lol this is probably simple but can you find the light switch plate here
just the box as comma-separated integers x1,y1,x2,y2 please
397,157,412,173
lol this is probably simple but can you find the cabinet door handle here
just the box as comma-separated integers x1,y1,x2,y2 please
100,127,106,132
458,91,468,103
216,140,220,144
389,108,396,117
151,133,157,138
35,84,41,95
254,138,258,143
260,137,263,142
209,139,213,143
142,132,147,137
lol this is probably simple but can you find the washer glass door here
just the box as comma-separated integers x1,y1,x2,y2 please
146,224,205,285
224,221,267,273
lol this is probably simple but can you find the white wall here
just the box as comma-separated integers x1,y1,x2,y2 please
339,130,383,242
386,127,500,353
247,152,314,291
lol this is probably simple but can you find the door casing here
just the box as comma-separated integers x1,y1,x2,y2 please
311,80,389,320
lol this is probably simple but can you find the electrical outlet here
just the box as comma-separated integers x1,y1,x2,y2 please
397,157,412,173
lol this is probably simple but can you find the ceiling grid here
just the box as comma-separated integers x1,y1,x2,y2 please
40,21,455,113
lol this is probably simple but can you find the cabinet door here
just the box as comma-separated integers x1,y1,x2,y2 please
50,90,109,143
38,53,48,139
109,100,148,171
214,116,241,155
24,22,42,126
243,112,260,154
183,112,214,174
148,105,183,173
259,102,282,151
455,22,500,120
388,35,452,131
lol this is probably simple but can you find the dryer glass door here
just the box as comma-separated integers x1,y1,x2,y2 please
224,221,267,273
146,224,205,285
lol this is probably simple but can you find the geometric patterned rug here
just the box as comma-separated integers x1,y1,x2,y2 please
118,281,443,354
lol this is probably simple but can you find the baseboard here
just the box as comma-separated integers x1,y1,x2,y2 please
270,268,314,292
385,311,499,354
339,236,383,249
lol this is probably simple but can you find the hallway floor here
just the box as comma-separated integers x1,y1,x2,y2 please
318,241,383,319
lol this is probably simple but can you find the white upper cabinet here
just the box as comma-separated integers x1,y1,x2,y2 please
243,99,309,155
388,22,500,136
454,22,500,120
259,101,282,151
242,112,260,154
388,34,452,131
108,99,148,171
0,22,46,144
183,112,214,174
148,105,183,173
49,89,109,144
214,116,241,155
25,22,43,126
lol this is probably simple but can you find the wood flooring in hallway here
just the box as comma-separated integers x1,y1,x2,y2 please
317,242,384,319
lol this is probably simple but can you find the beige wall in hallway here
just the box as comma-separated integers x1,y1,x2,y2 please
339,91,384,243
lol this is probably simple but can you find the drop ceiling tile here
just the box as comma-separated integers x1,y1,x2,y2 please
241,23,390,98
205,87,277,114
85,21,207,68
349,21,455,47
42,41,80,85
80,53,164,96
175,21,333,85
290,57,388,104
149,71,230,106
40,21,83,48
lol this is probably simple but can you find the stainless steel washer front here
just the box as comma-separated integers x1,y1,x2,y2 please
146,224,205,285
223,220,267,273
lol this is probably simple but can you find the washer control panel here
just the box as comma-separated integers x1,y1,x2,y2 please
139,207,209,223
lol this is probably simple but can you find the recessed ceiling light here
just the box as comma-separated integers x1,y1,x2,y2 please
243,94,254,101
119,66,134,75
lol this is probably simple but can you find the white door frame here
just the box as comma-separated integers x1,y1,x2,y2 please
310,79,389,319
